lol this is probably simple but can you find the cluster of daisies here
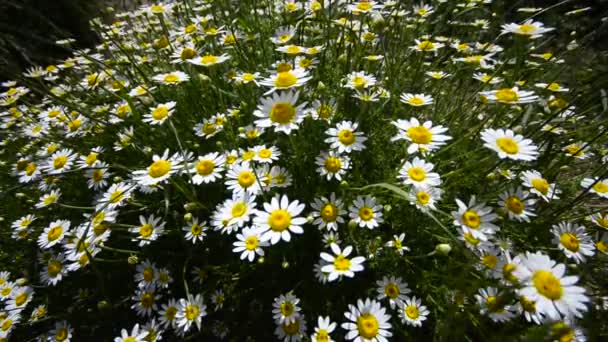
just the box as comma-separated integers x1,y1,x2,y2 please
0,0,606,341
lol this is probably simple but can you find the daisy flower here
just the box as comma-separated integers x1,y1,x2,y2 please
414,3,434,17
144,102,176,125
40,254,67,286
190,152,225,184
270,26,296,45
254,194,306,244
183,218,208,244
235,72,261,85
520,170,560,201
114,323,147,342
398,157,441,187
152,71,190,85
564,142,591,159
310,193,346,231
513,251,590,320
426,71,450,80
212,193,257,233
475,287,516,323
581,177,608,198
272,292,301,324
130,214,165,247
400,296,430,327
133,150,183,186
158,299,179,329
452,196,499,241
253,145,281,163
349,195,384,229
498,187,537,222
590,212,608,230
535,82,569,92
501,19,554,39
481,128,539,161
479,87,539,104
308,99,337,121
311,316,336,342
316,151,350,181
131,287,159,317
38,220,70,249
135,260,158,289
253,91,308,134
324,121,367,153
6,286,34,311
175,294,206,333
259,67,311,94
36,189,61,208
44,148,76,174
515,295,543,325
391,118,452,154
408,185,442,212
188,53,231,67
49,321,73,342
344,71,376,90
171,44,199,63
225,164,262,197
275,314,307,342
320,243,365,282
551,222,595,264
348,1,383,14
400,93,434,107
98,182,133,210
385,233,410,255
376,276,410,309
232,227,267,262
342,298,391,342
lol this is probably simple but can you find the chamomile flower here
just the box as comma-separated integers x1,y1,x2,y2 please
48,320,72,342
6,286,34,311
253,91,307,134
400,93,434,107
152,71,190,85
513,251,590,320
376,276,410,309
254,194,306,244
535,82,569,92
475,287,516,323
310,193,346,231
325,121,367,153
272,292,301,324
175,294,206,333
501,19,554,39
398,157,441,187
114,323,147,342
480,87,539,104
452,196,499,241
158,299,179,329
232,227,267,262
132,286,159,317
551,222,595,263
400,296,430,327
99,182,133,210
225,164,262,197
516,295,543,325
183,218,208,244
212,193,257,233
135,260,158,289
408,185,442,212
344,71,376,90
481,128,539,161
40,254,67,286
144,102,176,125
130,214,165,247
473,72,503,84
36,189,61,208
349,195,384,229
342,298,391,342
271,26,296,45
38,220,70,249
45,148,76,174
316,151,350,181
320,243,365,282
133,150,183,186
498,187,537,222
426,71,450,80
311,316,336,342
190,152,225,184
253,145,281,163
385,233,410,255
590,212,608,230
275,314,307,342
411,39,444,52
259,68,311,94
391,118,452,154
189,53,231,67
581,177,608,198
348,1,383,14
520,170,560,201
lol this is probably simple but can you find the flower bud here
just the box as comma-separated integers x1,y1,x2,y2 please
306,215,314,224
183,202,199,212
339,180,349,189
128,255,139,264
184,213,193,222
97,300,111,312
281,261,290,269
348,219,358,230
435,243,452,255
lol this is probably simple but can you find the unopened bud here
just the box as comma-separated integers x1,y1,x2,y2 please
339,180,349,189
348,219,358,230
435,243,452,255
306,215,314,224
183,213,193,222
281,261,290,269
97,300,111,311
128,255,139,264
183,202,199,212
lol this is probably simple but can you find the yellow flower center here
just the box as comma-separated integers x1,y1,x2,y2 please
140,292,155,308
48,226,64,241
275,71,298,88
185,304,200,321
286,45,301,54
407,126,432,144
384,283,399,299
25,163,37,176
85,153,98,166
14,292,28,306
356,313,379,339
518,24,536,34
532,270,563,300
408,97,425,106
548,83,561,91
505,196,524,214
270,102,296,124
190,224,202,235
358,206,374,221
280,302,294,316
282,320,300,336
268,209,292,232
201,55,219,65
315,329,329,342
333,254,351,271
224,34,236,45
90,169,103,182
418,40,435,51
152,106,169,120
139,224,153,238
405,305,420,319
68,119,81,132
148,160,171,178
109,191,124,204
597,241,608,254
143,267,155,282
180,47,197,60
1,288,11,296
519,296,536,313
496,137,519,154
495,88,519,103
317,104,333,119
560,233,580,252
531,178,549,195
1,319,12,332
258,149,272,159
357,2,373,11
462,210,481,229
165,306,177,321
565,145,583,157
202,123,216,135
47,260,62,277
324,157,342,173
163,74,179,83
502,263,518,284
408,167,426,181
338,129,356,145
351,76,367,89
55,327,68,342
320,203,339,222
242,73,255,81
416,191,430,205
481,254,498,269
237,171,256,188
485,296,504,313
593,182,608,193
245,236,258,251
53,156,68,170
196,160,215,176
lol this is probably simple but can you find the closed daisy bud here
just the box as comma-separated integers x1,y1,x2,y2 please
435,243,452,255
